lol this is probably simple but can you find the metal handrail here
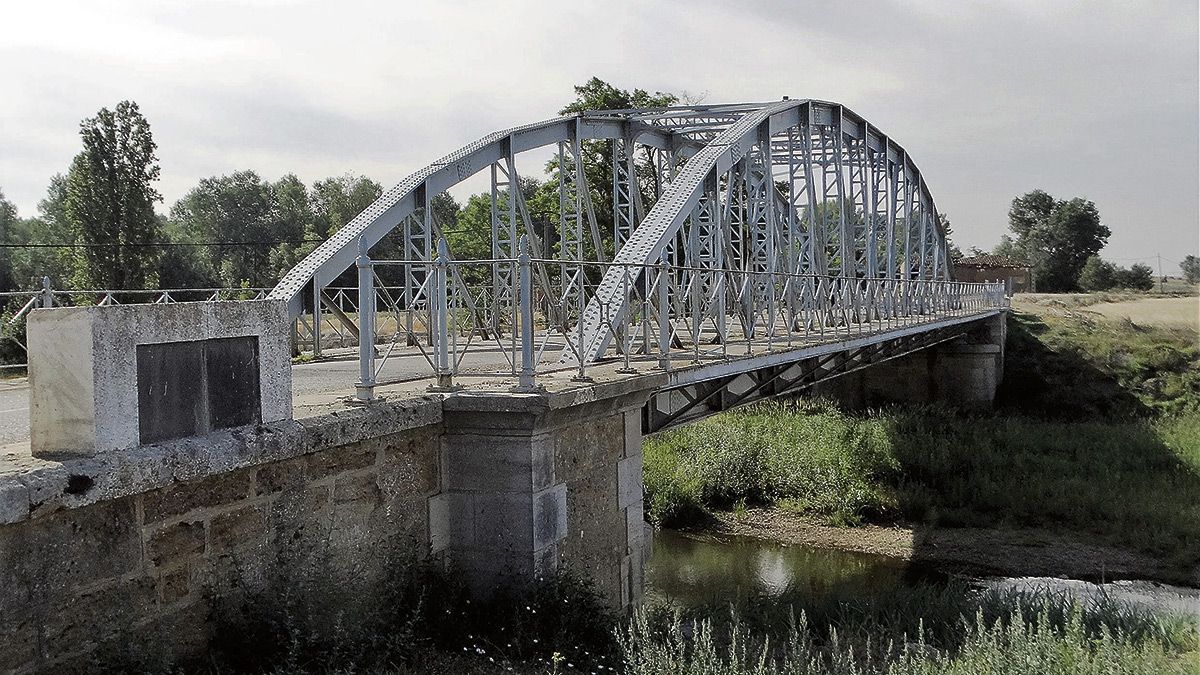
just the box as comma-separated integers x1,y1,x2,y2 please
347,238,1008,401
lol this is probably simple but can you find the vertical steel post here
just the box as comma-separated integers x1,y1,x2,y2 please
40,276,52,308
657,252,671,370
616,265,637,374
431,237,455,391
514,235,537,392
312,279,323,358
355,237,376,402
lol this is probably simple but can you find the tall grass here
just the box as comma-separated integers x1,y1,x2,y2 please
619,601,1199,675
1000,310,1199,419
644,401,1200,576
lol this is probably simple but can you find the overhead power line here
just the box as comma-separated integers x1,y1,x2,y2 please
0,240,325,249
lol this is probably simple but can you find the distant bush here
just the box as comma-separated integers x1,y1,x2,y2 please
1077,255,1155,291
1078,255,1117,291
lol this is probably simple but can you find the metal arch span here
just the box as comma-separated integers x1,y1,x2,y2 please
571,99,952,363
268,106,738,317
270,99,956,367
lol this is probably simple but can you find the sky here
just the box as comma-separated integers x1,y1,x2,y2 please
1,0,1197,272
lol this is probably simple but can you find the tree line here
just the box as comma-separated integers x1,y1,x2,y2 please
962,188,1188,293
5,82,1181,299
0,79,677,295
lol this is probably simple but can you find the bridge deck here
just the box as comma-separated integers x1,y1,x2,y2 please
0,308,1001,470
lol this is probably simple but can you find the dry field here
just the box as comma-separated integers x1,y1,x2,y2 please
1085,296,1199,330
1013,291,1199,331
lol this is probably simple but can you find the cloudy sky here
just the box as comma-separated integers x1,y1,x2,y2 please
2,0,1197,271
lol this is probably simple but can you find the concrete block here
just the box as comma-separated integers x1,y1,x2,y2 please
0,498,141,598
532,483,568,550
208,503,267,552
620,555,633,608
428,492,474,553
142,469,254,523
472,493,534,552
617,454,643,509
378,430,440,496
28,300,292,458
155,565,191,604
307,441,376,481
625,500,644,553
628,549,645,604
441,433,550,492
0,479,29,524
458,549,534,597
147,521,206,566
623,410,641,458
533,541,559,577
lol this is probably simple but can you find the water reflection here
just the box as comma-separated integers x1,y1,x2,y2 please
647,529,943,607
647,529,1200,626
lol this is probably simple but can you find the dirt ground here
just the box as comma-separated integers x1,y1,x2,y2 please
703,508,1200,587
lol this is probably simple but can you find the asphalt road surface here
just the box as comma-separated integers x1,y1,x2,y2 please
0,379,30,446
0,341,544,446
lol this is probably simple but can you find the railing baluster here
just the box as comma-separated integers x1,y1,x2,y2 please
355,237,377,402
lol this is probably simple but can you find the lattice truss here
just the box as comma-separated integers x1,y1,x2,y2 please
269,100,955,365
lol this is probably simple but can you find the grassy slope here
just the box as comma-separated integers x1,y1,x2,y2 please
644,304,1200,579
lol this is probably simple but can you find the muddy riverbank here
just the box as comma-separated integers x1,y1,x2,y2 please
691,507,1200,588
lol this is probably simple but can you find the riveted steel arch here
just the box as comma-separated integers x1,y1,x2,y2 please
569,99,952,363
268,113,707,319
269,99,955,368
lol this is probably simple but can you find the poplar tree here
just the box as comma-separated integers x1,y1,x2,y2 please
64,100,162,289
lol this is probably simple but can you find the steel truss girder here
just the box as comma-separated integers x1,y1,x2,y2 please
270,100,956,372
570,100,952,364
643,318,978,433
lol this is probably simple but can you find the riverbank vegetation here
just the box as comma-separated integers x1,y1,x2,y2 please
619,611,1195,674
646,401,1200,578
111,557,1197,674
644,305,1200,587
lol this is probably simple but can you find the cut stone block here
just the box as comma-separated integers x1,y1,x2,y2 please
28,301,291,458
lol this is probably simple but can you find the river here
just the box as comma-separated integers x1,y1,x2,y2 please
646,529,1200,626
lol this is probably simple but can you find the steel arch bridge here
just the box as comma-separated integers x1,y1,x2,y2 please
269,99,1005,401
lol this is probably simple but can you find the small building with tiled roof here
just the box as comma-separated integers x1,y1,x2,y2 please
954,254,1033,293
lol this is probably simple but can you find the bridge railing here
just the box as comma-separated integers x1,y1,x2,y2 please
0,279,273,370
346,238,1008,400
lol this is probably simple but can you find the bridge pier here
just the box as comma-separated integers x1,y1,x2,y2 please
431,380,660,609
814,311,1007,409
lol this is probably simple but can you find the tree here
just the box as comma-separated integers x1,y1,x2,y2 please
991,234,1022,260
168,171,282,287
6,175,79,288
1078,255,1116,291
1113,263,1154,291
64,101,163,289
1006,190,1110,292
448,179,545,262
0,189,17,291
266,174,316,281
555,78,678,257
1182,255,1200,285
309,174,382,241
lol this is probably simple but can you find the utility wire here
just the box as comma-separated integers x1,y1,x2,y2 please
0,240,325,249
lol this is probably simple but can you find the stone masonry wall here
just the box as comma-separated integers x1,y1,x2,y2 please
0,400,441,674
0,381,656,674
551,399,647,607
433,383,654,609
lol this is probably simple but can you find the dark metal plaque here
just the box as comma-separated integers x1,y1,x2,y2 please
136,336,260,445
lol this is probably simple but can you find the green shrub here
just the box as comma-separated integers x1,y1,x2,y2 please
643,402,1200,577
